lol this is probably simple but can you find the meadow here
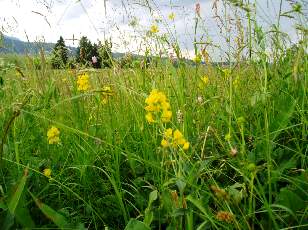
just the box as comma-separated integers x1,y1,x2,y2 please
0,1,307,229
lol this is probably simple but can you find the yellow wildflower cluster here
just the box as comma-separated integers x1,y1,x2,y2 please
202,76,209,85
168,12,175,20
47,126,60,144
199,75,209,89
233,76,240,88
150,24,159,33
193,53,202,64
77,73,90,91
43,168,52,178
101,86,113,104
145,89,172,123
222,69,231,78
161,128,189,150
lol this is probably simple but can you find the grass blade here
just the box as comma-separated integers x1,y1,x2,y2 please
29,191,69,229
7,167,28,214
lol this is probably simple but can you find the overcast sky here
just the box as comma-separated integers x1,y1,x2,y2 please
0,0,306,59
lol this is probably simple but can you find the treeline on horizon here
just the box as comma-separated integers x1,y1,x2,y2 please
50,36,199,70
49,36,177,70
51,36,113,69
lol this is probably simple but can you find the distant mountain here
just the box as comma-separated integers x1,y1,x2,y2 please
0,35,213,65
0,35,130,59
0,35,77,55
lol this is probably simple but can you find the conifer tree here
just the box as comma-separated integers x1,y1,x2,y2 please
51,36,68,68
76,36,93,66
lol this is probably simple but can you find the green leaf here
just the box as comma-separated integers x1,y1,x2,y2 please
176,179,186,194
2,212,14,230
15,199,35,228
270,93,296,141
171,208,187,217
196,221,209,230
144,190,158,226
227,182,246,204
148,190,158,206
7,167,28,214
186,195,207,216
29,192,69,229
275,187,305,213
143,209,153,227
125,219,151,230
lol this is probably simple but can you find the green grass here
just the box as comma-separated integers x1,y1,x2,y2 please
0,1,308,229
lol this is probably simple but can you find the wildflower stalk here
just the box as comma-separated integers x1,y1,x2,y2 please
247,7,252,59
248,169,256,221
260,34,275,228
275,0,284,59
229,70,233,139
239,122,245,157
194,3,200,76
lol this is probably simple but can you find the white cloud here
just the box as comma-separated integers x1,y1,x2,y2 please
0,0,304,60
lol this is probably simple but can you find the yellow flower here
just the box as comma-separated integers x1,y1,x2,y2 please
202,76,209,85
173,129,186,146
47,126,60,144
199,75,209,89
145,113,155,123
161,139,169,148
102,86,113,95
162,128,189,150
173,129,183,141
161,101,170,111
183,141,190,150
145,89,159,104
101,96,108,105
222,69,231,77
164,128,173,138
101,85,113,104
161,110,172,123
177,138,186,146
233,77,240,88
168,12,175,20
150,24,159,33
145,104,159,112
145,89,172,124
193,54,202,64
77,73,90,91
43,168,52,178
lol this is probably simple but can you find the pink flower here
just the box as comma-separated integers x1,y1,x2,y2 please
92,56,98,64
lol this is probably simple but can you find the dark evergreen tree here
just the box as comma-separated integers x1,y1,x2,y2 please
51,36,68,68
76,36,93,66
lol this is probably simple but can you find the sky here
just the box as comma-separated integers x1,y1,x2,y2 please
0,0,306,59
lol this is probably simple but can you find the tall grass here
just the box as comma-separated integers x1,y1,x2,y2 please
0,0,307,229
